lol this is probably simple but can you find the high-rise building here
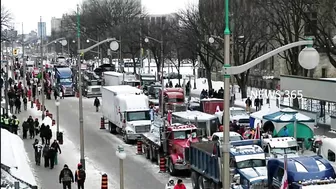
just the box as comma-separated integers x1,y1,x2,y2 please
37,22,47,38
51,17,62,33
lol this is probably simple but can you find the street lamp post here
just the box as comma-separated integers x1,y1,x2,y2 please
86,38,102,66
209,2,319,189
144,36,164,115
116,145,126,189
55,99,60,136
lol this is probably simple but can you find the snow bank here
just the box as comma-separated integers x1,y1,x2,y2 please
1,129,37,187
1,169,30,189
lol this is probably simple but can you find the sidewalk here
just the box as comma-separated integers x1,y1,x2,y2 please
15,102,103,189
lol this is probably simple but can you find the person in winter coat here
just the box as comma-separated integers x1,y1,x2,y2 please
27,116,35,139
48,145,57,169
174,179,187,189
40,123,46,144
45,125,52,145
51,140,62,165
59,164,74,189
254,97,260,111
33,139,43,165
23,96,28,110
245,97,252,113
94,97,100,112
42,144,50,168
75,163,86,189
14,97,21,114
9,98,14,114
34,118,40,136
22,121,29,139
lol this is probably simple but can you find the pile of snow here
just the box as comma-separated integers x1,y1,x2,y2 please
1,129,37,187
1,169,30,189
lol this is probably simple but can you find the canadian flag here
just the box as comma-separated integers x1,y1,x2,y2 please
280,155,288,189
167,110,172,124
215,105,221,112
185,134,193,148
254,123,261,139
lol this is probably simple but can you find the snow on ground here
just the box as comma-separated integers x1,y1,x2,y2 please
1,169,30,189
1,129,37,187
27,105,104,188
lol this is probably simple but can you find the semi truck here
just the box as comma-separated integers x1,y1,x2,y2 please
82,70,102,97
54,66,75,96
188,139,267,189
103,71,123,86
141,117,199,175
267,155,336,189
159,88,186,113
101,85,150,143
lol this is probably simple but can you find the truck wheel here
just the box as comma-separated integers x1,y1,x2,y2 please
168,158,177,176
144,145,150,159
123,133,130,144
191,172,199,189
198,176,205,189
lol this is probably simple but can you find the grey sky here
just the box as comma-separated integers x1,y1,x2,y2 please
2,0,197,35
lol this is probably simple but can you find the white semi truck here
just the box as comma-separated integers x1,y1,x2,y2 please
103,71,123,86
101,85,151,143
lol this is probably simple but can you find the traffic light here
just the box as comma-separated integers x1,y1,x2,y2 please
13,48,18,56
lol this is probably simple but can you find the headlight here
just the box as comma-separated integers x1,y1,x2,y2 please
127,130,134,134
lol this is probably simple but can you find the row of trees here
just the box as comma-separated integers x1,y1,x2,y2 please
1,4,12,42
53,0,335,97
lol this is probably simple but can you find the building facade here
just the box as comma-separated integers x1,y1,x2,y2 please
51,17,62,33
37,22,46,38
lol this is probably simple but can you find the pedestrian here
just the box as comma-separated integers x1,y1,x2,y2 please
42,144,50,168
94,97,100,112
40,123,46,144
54,88,59,100
75,163,86,189
254,96,260,111
23,96,28,110
51,140,62,165
245,97,252,113
9,98,14,114
45,125,52,145
14,97,21,114
22,121,29,139
59,164,74,189
34,118,40,136
174,179,187,189
48,144,56,169
13,115,19,135
27,116,35,139
33,139,42,165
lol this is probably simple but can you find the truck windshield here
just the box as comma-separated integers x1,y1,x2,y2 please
271,146,297,154
60,78,72,83
236,159,266,169
126,111,150,121
231,110,247,116
173,130,197,140
167,98,184,103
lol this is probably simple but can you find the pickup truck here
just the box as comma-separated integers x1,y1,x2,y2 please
188,139,267,189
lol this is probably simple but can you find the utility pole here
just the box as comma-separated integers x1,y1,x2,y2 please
40,16,45,119
4,42,9,115
22,22,27,91
77,4,86,170
139,18,143,75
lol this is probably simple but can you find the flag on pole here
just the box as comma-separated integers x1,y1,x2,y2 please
254,123,261,139
280,155,289,189
185,133,193,148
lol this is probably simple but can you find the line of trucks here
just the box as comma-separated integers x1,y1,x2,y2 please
100,84,336,189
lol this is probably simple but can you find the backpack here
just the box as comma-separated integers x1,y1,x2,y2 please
77,169,86,180
63,169,72,182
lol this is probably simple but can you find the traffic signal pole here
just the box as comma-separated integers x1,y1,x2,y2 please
40,16,45,119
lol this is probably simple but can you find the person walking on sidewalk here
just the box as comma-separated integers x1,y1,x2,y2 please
40,123,46,144
27,116,35,139
22,121,29,139
48,144,56,169
14,97,21,114
245,97,252,113
33,139,42,165
34,118,40,136
59,164,74,189
23,96,28,111
45,125,52,145
94,97,100,112
51,140,61,165
42,144,50,168
75,163,86,189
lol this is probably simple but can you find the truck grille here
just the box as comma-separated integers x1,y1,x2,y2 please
239,119,250,124
135,125,151,133
173,104,186,112
91,88,100,92
65,87,73,93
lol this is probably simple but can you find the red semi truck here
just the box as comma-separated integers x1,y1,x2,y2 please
159,88,186,113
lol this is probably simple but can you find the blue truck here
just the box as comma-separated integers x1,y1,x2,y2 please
54,66,75,96
188,139,267,189
267,155,336,189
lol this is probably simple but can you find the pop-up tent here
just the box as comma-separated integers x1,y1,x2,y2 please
262,108,315,149
249,106,280,128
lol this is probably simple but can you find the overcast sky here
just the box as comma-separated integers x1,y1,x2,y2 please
2,0,197,35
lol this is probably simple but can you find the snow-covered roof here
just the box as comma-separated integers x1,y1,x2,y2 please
250,106,280,120
263,108,315,123
1,129,37,186
172,110,217,121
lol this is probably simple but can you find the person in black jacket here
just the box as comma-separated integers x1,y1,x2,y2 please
27,116,35,139
42,144,50,168
34,118,40,136
51,140,61,165
75,163,86,189
23,96,28,110
59,164,74,189
40,123,46,144
22,121,29,139
14,97,21,114
33,139,42,165
94,97,100,112
45,125,52,145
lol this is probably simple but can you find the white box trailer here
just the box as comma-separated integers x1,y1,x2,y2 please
101,85,150,143
103,71,123,86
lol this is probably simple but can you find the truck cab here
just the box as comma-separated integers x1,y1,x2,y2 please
267,156,336,189
82,70,102,97
159,88,186,113
262,137,300,159
54,66,75,96
230,141,268,189
140,73,156,90
171,110,220,139
314,137,336,171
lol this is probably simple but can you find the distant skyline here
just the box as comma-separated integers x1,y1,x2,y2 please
2,0,197,35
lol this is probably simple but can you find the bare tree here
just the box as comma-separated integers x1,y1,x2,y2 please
1,4,12,41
